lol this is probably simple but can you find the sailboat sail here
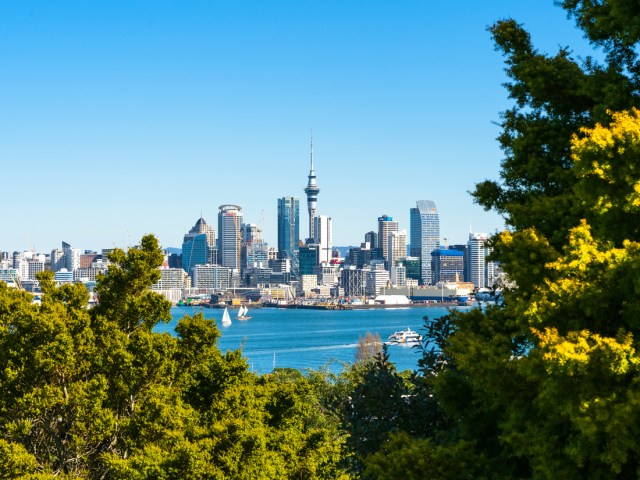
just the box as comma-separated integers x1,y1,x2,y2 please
221,307,231,326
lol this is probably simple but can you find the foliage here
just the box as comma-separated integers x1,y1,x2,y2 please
358,3,640,479
0,235,349,479
355,332,382,363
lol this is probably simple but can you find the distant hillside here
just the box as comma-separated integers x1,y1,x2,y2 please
334,246,356,257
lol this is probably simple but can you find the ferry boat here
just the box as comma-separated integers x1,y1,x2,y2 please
388,328,423,345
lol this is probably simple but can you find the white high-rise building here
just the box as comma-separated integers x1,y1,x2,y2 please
378,215,398,268
192,264,231,290
314,215,332,264
51,248,65,273
62,242,81,272
468,232,490,288
366,262,390,296
387,230,407,271
217,205,243,271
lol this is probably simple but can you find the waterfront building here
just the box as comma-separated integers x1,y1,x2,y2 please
152,268,188,290
298,245,318,275
300,274,318,295
378,215,398,268
390,262,407,287
217,205,243,270
366,262,390,296
192,264,231,290
304,139,320,241
410,200,440,285
314,215,332,264
431,249,465,283
182,217,216,277
403,256,421,282
387,230,407,271
341,266,366,297
449,244,468,282
277,197,300,262
468,232,490,288
243,266,273,287
318,263,339,286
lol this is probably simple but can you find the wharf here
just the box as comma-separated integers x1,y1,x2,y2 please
262,302,462,310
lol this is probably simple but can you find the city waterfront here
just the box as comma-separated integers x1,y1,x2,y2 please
156,304,475,374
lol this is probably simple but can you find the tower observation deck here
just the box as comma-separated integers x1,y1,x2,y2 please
304,138,320,241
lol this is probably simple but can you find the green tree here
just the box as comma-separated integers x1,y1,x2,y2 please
0,235,350,479
425,3,640,478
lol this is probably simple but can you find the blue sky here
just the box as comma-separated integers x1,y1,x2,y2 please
1,1,596,252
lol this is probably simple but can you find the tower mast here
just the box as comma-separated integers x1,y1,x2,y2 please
304,136,320,241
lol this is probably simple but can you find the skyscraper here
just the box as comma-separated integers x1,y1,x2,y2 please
182,217,216,277
377,215,398,268
314,215,332,264
241,223,268,271
387,229,407,270
304,139,320,241
217,205,243,270
277,196,300,261
410,200,440,285
468,232,489,288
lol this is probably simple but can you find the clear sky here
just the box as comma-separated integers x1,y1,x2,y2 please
1,1,596,253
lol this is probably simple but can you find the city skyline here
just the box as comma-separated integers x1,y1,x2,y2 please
1,1,597,252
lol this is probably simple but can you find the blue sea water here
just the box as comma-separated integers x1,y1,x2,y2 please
156,305,472,374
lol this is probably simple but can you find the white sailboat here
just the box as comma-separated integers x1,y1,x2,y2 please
221,307,232,327
237,305,251,320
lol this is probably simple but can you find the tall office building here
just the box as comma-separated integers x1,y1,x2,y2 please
62,241,81,272
377,215,398,268
304,139,320,241
314,215,332,264
50,248,65,273
277,197,300,261
468,232,489,288
387,230,407,269
182,217,216,276
217,205,243,270
241,223,269,271
298,245,318,275
410,200,440,285
364,231,377,249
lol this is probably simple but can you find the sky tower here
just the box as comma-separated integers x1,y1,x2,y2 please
304,138,320,241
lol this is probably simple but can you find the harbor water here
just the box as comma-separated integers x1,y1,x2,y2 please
156,305,474,374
